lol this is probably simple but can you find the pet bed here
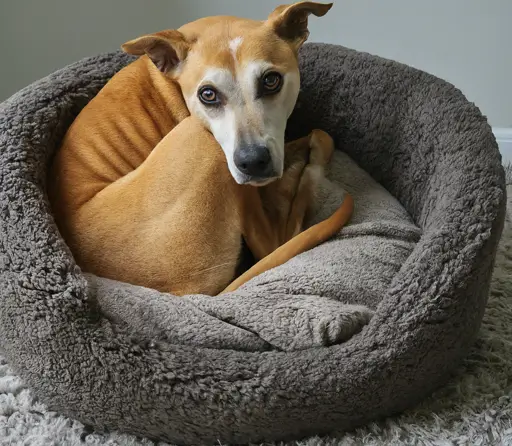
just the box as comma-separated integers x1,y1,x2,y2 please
0,43,506,445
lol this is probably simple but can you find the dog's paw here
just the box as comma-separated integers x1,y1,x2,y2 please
309,129,334,166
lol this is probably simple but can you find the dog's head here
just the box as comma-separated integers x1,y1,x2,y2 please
122,2,332,185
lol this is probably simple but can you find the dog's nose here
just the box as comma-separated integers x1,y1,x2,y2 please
234,145,273,177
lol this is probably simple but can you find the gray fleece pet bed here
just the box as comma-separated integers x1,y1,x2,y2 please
0,43,506,445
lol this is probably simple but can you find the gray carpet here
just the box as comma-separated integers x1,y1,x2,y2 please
0,172,511,446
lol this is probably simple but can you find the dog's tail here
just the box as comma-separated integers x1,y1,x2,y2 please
219,192,354,294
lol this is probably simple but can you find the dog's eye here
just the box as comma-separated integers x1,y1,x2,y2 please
261,72,282,95
198,86,220,105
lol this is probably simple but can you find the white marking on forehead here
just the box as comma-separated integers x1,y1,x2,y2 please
229,37,243,60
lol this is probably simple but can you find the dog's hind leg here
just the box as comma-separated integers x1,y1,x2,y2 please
70,116,243,296
283,129,335,240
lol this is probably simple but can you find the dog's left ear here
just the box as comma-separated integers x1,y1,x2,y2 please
121,30,190,75
267,2,333,49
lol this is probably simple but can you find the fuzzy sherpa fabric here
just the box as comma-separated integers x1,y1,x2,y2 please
0,43,506,445
1,186,510,446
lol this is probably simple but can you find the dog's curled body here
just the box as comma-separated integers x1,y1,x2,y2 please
48,2,353,296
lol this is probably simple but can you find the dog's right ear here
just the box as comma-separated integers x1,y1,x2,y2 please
267,2,333,49
121,30,190,75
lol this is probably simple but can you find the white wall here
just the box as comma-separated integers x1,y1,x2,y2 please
1,0,511,128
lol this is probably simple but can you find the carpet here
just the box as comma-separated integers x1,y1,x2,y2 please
1,176,511,446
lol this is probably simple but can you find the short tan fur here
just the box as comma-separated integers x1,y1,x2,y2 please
48,1,353,296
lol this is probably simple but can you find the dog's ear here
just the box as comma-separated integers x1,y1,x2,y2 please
267,2,333,48
121,30,190,75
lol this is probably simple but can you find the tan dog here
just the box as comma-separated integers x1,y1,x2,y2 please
48,1,353,296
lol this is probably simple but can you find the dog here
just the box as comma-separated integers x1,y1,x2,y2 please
48,1,353,296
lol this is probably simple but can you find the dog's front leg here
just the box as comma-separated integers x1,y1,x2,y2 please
220,130,352,295
240,187,281,261
239,130,334,262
